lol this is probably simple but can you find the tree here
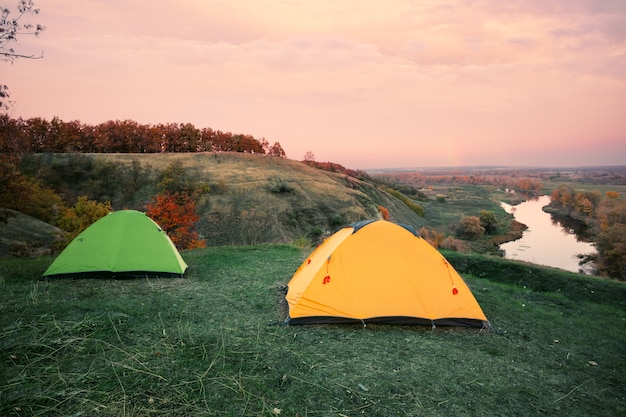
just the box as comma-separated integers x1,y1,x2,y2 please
594,198,626,280
56,196,112,246
0,160,65,224
595,223,626,281
1,1,45,61
479,210,498,234
158,160,194,194
378,205,390,221
0,84,9,113
303,151,315,162
458,216,485,240
1,1,45,112
268,142,286,157
419,227,445,248
145,192,206,250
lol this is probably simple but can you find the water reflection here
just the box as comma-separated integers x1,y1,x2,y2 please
500,195,596,273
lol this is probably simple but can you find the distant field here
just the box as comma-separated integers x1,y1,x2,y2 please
541,179,626,196
412,184,512,232
1,245,624,416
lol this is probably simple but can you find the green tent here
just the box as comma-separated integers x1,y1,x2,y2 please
42,210,188,278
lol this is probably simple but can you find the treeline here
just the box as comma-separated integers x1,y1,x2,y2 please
0,115,286,161
375,171,543,194
550,185,625,280
302,160,370,180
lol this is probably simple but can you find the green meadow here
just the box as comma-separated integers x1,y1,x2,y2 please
1,245,624,417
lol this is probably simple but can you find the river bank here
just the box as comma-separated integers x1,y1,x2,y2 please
499,195,596,273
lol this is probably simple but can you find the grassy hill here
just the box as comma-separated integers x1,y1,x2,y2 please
19,153,424,247
1,245,624,416
0,210,62,258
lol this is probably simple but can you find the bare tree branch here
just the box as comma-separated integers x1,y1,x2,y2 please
1,1,46,63
1,1,45,112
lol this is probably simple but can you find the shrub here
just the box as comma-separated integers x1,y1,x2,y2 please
145,192,206,250
292,236,312,248
458,216,485,240
386,189,425,217
479,210,498,234
440,236,469,252
56,196,112,249
269,178,294,193
419,227,445,248
308,227,325,244
378,205,390,221
327,213,345,228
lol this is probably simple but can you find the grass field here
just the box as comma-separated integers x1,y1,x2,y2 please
1,245,625,416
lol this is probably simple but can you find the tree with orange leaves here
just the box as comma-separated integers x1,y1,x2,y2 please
145,192,206,250
378,205,390,221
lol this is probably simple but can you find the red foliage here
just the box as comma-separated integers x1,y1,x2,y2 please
145,192,206,250
0,115,285,156
378,205,390,221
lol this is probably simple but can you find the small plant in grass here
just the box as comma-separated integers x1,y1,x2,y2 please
308,226,325,243
269,178,294,193
378,205,390,220
440,236,469,252
327,213,345,229
292,235,312,248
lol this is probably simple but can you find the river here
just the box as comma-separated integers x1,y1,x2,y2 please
499,195,596,273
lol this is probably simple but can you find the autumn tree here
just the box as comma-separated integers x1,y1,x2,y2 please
0,115,274,156
419,227,445,248
594,198,626,280
0,161,65,224
145,192,206,250
0,114,26,161
458,216,485,240
378,205,390,221
268,142,286,157
594,223,626,280
145,159,208,249
56,196,112,246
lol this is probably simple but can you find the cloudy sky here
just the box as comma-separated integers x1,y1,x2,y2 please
4,0,626,169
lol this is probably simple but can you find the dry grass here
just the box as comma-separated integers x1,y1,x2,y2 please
20,152,423,247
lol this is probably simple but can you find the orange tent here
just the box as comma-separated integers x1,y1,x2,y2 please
284,220,490,328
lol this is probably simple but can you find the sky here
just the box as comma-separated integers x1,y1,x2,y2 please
3,0,626,169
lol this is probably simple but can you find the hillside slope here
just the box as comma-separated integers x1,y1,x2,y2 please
19,152,423,246
0,210,62,258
